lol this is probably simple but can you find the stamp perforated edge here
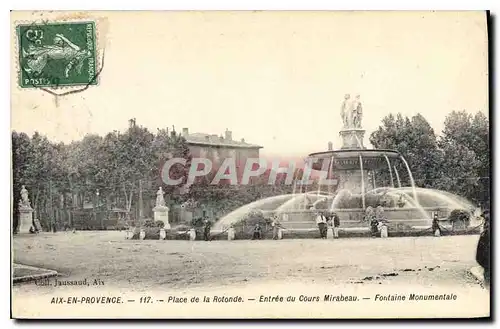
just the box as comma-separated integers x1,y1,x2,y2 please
12,14,108,92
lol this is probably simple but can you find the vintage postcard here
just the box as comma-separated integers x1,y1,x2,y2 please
10,11,490,319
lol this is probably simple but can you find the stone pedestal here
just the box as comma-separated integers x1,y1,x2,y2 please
277,228,283,240
327,227,333,239
339,128,365,149
380,225,388,238
189,229,196,241
228,227,235,241
139,229,146,240
159,228,166,240
153,206,170,229
337,170,370,195
18,205,34,234
434,229,441,237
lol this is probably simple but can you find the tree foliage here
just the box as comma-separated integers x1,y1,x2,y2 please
370,110,489,204
11,119,192,231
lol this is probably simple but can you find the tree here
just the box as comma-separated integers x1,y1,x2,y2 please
433,141,480,198
369,113,442,188
12,131,32,232
438,110,489,203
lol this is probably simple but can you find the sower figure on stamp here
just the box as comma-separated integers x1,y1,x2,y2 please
476,209,490,288
22,33,91,78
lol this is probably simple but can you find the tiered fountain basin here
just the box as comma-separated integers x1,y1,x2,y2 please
211,143,481,239
212,186,480,239
308,149,401,171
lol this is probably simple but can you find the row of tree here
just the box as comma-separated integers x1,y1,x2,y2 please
12,119,192,230
12,110,489,231
369,110,489,205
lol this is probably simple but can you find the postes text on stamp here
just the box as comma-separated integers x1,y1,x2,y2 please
17,21,97,88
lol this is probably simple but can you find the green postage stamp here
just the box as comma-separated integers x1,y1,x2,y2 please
17,21,98,88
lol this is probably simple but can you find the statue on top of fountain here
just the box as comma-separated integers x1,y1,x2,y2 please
341,94,363,129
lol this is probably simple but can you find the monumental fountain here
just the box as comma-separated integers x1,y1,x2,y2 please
212,94,479,237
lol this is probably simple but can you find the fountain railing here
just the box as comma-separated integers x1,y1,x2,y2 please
261,206,451,215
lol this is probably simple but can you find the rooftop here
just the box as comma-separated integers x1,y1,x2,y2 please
182,128,263,149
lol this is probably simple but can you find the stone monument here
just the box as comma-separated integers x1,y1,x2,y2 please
18,185,35,234
153,187,170,229
337,94,370,194
188,228,196,241
327,226,333,239
227,226,235,241
277,227,283,240
339,94,365,149
159,228,166,240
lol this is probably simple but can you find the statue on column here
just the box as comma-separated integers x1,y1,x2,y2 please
20,185,31,207
340,94,351,128
155,187,166,207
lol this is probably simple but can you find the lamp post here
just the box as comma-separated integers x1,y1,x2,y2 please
96,189,101,230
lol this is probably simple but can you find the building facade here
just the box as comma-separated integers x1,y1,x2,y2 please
182,128,263,183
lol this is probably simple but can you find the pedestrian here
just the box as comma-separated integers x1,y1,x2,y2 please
252,223,262,240
370,215,378,237
203,218,212,241
316,211,327,239
333,212,340,238
432,213,441,236
476,210,490,288
271,216,280,240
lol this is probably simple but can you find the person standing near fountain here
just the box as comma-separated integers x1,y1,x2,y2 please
252,223,262,240
432,213,441,237
271,215,281,240
315,211,327,239
332,212,340,238
203,217,212,241
370,214,379,237
476,210,490,288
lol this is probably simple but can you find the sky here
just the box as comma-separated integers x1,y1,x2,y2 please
11,11,488,158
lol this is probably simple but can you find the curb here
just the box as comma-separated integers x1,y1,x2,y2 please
13,263,58,284
469,266,485,284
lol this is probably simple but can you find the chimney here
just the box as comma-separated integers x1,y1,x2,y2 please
225,129,232,141
182,127,189,137
328,141,333,151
